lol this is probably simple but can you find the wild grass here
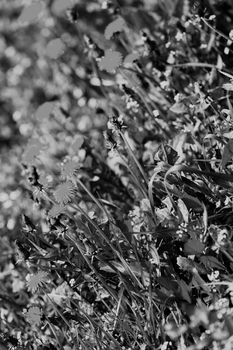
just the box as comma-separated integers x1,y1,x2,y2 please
2,0,233,349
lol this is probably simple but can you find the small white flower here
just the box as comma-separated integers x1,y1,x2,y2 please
175,31,184,41
153,110,160,117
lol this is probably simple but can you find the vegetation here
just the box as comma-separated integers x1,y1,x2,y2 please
2,0,233,349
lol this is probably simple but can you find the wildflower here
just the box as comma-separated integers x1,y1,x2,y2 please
25,306,42,326
176,256,194,271
46,38,65,59
27,271,48,293
61,159,80,178
54,181,75,204
98,49,122,73
48,204,66,218
104,17,126,40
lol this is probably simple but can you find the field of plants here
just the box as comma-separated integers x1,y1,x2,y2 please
2,0,233,349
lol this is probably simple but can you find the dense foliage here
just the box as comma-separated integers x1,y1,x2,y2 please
2,0,233,349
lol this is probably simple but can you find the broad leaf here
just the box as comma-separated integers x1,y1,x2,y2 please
184,238,205,256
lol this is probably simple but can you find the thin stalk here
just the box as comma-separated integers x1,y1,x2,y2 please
41,287,72,330
119,130,148,186
45,317,63,350
69,298,122,349
201,17,232,43
118,152,149,199
66,232,119,303
72,176,110,219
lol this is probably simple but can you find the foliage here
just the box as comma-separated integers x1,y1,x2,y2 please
2,0,233,349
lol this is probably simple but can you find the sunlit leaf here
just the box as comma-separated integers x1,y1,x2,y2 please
177,198,189,223
170,102,187,114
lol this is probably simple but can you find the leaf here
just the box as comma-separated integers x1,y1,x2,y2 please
157,276,178,292
124,52,140,66
154,207,172,225
99,261,150,285
169,102,187,114
222,83,233,91
181,192,203,210
177,198,189,223
104,17,126,40
177,279,191,303
221,139,233,168
200,255,225,271
184,238,205,256
149,244,160,265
